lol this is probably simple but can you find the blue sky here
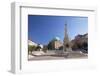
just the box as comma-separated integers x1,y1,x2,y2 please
28,15,88,45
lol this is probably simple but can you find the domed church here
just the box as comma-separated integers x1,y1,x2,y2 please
48,37,63,50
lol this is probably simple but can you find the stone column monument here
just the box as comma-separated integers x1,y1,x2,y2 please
63,23,72,52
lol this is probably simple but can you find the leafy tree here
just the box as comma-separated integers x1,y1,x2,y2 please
48,41,53,50
28,45,36,54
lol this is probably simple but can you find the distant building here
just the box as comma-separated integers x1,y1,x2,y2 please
28,40,43,51
75,33,88,39
28,40,37,46
71,33,88,53
53,37,63,50
48,37,63,50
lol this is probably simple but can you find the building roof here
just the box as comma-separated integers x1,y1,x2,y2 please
53,37,60,41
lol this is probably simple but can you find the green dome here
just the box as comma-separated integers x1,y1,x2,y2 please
53,37,60,41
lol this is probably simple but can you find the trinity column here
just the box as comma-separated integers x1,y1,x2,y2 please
63,22,71,52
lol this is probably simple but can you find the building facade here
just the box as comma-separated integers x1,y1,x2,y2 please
48,37,63,50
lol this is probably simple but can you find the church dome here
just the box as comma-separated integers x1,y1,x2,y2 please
53,37,60,41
